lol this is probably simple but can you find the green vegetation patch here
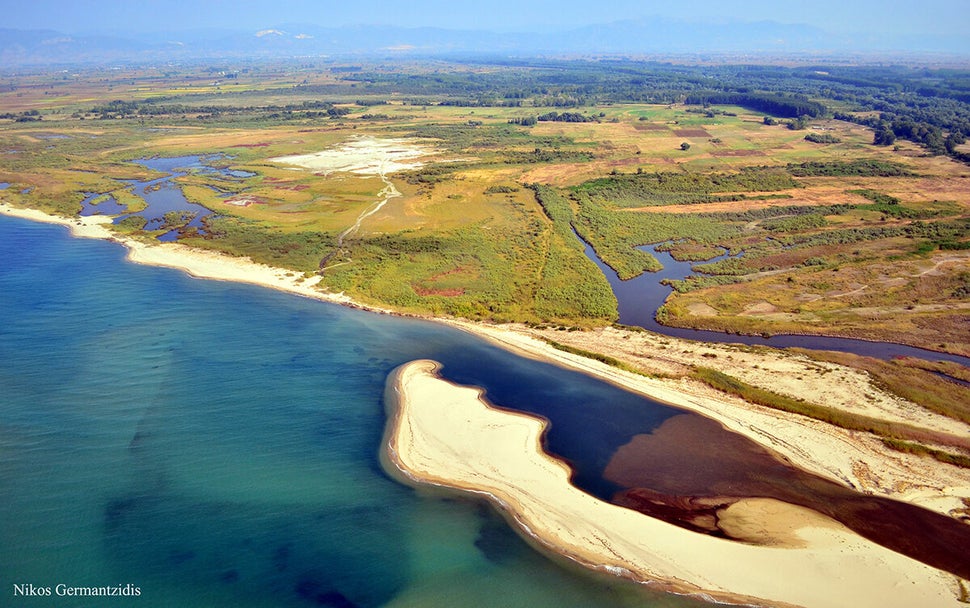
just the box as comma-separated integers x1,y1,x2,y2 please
572,191,742,279
881,439,970,469
761,213,828,232
787,160,917,177
573,167,798,209
848,189,900,205
848,189,941,219
804,132,841,144
187,217,337,271
530,185,618,322
542,338,645,376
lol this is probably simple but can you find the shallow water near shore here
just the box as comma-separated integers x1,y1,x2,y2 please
0,215,711,608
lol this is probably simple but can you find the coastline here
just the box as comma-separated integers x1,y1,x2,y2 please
3,203,969,599
0,202,368,310
3,202,967,508
381,359,965,608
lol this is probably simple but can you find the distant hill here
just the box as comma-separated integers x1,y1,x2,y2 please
1,18,967,66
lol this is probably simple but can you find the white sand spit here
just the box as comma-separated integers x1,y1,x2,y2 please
382,359,965,608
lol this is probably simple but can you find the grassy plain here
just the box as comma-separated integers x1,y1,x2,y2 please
0,62,967,350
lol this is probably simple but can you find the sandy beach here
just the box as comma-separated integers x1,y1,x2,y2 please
0,202,365,308
382,359,965,607
3,202,968,604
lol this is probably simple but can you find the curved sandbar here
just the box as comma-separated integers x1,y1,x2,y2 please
382,359,964,608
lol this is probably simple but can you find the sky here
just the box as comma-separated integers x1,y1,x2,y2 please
3,0,967,38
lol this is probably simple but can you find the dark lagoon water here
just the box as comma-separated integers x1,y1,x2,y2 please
0,214,712,608
579,239,970,366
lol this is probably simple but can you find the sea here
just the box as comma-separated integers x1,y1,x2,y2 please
0,214,706,608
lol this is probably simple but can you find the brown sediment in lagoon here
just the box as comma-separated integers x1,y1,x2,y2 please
384,359,965,608
604,413,970,579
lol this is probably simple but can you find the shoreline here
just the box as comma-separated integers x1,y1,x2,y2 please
3,203,969,595
381,359,965,608
0,202,373,310
2,203,967,504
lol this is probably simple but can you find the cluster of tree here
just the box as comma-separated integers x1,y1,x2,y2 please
848,189,900,205
438,98,523,107
302,108,352,118
774,220,969,250
1,110,42,122
90,100,140,118
872,126,898,146
508,116,538,126
685,107,737,117
266,108,350,120
823,74,970,159
85,98,357,122
484,185,519,194
537,111,598,123
786,160,915,177
504,148,595,164
579,166,798,198
683,92,826,118
804,132,841,144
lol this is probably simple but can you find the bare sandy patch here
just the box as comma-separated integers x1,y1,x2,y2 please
271,136,437,176
741,301,778,315
686,302,719,317
716,498,845,547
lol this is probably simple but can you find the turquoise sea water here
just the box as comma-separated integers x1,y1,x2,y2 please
0,215,705,608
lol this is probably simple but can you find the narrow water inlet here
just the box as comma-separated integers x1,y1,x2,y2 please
574,232,970,365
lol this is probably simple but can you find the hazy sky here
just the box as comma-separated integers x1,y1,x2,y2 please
4,0,967,37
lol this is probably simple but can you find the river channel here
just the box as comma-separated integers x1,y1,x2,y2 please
578,237,970,366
